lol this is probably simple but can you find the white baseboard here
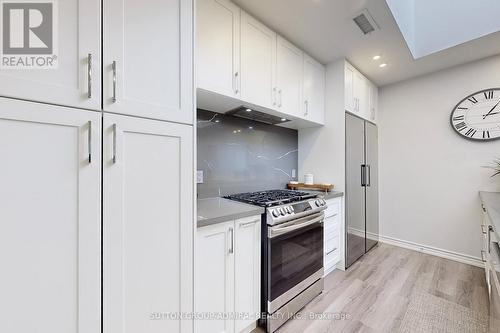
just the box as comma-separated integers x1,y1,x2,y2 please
347,228,484,268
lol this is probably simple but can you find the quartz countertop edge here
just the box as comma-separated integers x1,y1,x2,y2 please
197,197,265,228
306,190,344,200
479,191,500,241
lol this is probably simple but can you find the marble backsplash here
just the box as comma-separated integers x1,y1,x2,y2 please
197,109,298,199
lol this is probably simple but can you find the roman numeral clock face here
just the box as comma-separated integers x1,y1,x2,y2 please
451,88,500,141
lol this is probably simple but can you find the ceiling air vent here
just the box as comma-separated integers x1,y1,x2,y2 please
353,9,379,35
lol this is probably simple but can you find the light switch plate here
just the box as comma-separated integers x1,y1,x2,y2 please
291,169,296,178
197,170,204,184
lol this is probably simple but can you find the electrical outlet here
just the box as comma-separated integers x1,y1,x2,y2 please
197,170,204,184
291,169,296,178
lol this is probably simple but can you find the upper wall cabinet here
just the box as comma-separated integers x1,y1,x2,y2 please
275,36,303,117
303,54,325,124
0,0,101,110
104,0,193,124
197,0,240,98
240,11,277,110
345,62,378,123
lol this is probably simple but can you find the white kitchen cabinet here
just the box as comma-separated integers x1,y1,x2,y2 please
276,36,303,117
197,0,240,98
324,197,343,275
234,217,261,333
103,113,194,333
0,0,101,110
103,0,194,124
240,11,277,110
345,62,377,123
196,221,235,333
0,98,101,333
302,54,325,124
196,215,261,333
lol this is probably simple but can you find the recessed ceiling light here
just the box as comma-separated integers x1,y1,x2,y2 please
373,55,381,60
245,108,252,112
379,63,387,68
281,118,287,122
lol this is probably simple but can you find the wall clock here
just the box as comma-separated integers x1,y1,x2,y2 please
450,88,500,141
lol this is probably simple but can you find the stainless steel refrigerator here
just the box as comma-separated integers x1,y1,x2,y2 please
345,113,379,268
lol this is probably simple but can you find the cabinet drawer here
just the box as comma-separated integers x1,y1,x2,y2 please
325,235,340,255
325,226,339,241
325,198,341,218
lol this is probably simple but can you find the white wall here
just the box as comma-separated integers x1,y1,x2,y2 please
378,55,500,260
298,59,345,191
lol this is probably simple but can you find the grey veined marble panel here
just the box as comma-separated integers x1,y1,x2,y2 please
197,109,298,199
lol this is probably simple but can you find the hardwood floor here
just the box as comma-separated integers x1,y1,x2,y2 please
252,243,489,333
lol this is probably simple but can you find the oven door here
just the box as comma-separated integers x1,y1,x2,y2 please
267,212,324,313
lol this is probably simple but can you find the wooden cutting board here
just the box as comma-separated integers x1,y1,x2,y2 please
287,183,334,192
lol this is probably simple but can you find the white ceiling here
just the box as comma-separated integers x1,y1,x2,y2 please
233,0,500,86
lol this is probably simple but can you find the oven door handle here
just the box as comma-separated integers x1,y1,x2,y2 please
269,213,324,238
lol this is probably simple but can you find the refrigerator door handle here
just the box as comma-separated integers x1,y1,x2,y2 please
361,164,366,187
366,165,371,187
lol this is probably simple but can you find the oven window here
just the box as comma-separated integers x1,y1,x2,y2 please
269,223,323,302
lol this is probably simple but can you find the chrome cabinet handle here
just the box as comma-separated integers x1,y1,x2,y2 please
278,89,282,107
273,87,277,106
87,121,92,163
488,225,494,253
482,204,487,213
326,248,338,256
228,227,234,254
234,72,239,94
304,100,309,116
112,124,117,164
481,250,487,263
482,225,488,234
112,61,117,103
87,54,92,99
361,164,366,187
239,219,259,228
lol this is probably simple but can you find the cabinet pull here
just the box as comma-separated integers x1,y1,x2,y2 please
304,100,309,116
278,89,282,107
234,72,239,94
87,54,92,99
481,250,487,263
273,87,277,106
229,227,234,254
87,121,92,163
239,219,259,228
112,124,117,164
366,165,371,187
482,204,487,213
482,225,488,234
112,61,117,103
327,248,338,256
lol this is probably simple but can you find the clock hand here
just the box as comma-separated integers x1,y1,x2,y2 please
483,100,500,119
483,111,500,117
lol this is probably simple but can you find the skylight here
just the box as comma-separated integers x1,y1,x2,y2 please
386,0,500,59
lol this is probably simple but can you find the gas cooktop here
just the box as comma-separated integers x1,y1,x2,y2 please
224,189,317,207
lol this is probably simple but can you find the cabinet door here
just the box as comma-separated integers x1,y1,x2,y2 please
0,0,101,109
344,64,355,112
103,114,193,333
490,268,500,332
104,0,194,124
0,99,101,333
197,0,240,98
368,82,378,122
303,54,325,124
354,71,369,117
235,217,261,333
196,222,235,333
276,36,303,117
240,11,276,110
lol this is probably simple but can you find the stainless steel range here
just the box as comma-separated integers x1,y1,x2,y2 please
225,190,327,332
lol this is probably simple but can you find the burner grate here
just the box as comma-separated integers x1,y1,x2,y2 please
224,189,317,207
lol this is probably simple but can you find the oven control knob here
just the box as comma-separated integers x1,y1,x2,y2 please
285,206,292,214
290,206,294,212
280,208,286,216
272,209,280,218
321,199,327,206
315,200,321,207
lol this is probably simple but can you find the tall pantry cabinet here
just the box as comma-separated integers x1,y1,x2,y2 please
0,1,195,333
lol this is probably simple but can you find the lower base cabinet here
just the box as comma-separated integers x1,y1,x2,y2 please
195,216,261,333
0,98,102,333
324,197,342,275
103,113,194,333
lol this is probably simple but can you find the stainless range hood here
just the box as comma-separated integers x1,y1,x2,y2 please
226,106,290,125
